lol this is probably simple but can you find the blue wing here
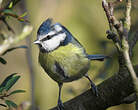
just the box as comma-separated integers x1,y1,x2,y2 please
86,54,108,61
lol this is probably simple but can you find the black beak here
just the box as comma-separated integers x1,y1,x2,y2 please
33,40,40,44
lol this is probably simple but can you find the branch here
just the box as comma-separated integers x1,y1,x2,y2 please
103,0,138,109
102,0,122,52
103,0,138,88
2,17,14,33
25,37,36,110
0,25,33,56
50,65,138,110
124,0,131,30
121,1,138,102
102,0,126,71
121,93,137,104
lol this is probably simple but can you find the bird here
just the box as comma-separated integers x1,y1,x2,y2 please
34,18,108,110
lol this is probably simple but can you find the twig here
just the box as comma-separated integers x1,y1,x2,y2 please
3,12,29,23
26,37,36,110
122,37,137,79
122,1,138,100
102,0,122,52
0,0,28,33
102,0,126,71
102,0,113,31
106,30,121,51
121,93,137,104
0,25,33,55
0,93,11,99
2,17,14,33
102,0,124,38
124,0,131,30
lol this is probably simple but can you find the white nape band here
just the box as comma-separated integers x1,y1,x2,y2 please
47,31,56,36
54,33,66,41
54,25,62,32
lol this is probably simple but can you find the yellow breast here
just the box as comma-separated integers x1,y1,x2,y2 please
39,43,90,83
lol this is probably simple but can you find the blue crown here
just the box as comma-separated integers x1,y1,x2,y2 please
37,18,82,47
37,18,52,36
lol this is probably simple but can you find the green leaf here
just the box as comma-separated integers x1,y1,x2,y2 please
2,45,27,55
9,90,26,96
19,12,27,18
11,0,21,7
3,9,16,15
8,2,13,8
5,100,17,108
2,0,21,9
0,87,5,94
0,103,7,107
0,57,7,64
5,76,20,91
0,73,20,93
0,73,17,88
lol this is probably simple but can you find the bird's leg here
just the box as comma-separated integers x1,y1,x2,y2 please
57,83,64,110
85,74,98,96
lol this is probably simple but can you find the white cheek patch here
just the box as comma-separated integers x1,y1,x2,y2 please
42,33,66,52
54,25,62,32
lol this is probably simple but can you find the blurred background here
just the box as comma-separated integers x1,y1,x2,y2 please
0,0,138,110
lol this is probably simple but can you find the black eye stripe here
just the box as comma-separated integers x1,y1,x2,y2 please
41,35,51,41
40,31,66,41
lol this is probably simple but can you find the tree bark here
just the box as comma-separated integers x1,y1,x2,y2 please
50,65,138,110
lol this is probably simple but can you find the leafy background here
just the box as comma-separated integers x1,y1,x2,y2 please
0,0,138,109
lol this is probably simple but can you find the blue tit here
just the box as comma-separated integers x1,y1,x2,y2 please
34,18,107,110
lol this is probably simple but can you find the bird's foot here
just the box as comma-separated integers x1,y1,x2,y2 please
90,83,98,97
57,99,64,110
85,74,98,96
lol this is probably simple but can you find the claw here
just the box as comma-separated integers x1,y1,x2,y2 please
57,99,64,110
85,74,98,96
90,83,98,96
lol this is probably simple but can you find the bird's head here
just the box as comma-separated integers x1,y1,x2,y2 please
34,18,72,53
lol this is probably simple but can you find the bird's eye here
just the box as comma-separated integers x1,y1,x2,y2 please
41,35,51,41
47,35,51,40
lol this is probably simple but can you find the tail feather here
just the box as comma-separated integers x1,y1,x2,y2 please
86,54,109,61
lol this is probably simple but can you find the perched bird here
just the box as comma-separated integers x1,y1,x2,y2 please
34,18,107,110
